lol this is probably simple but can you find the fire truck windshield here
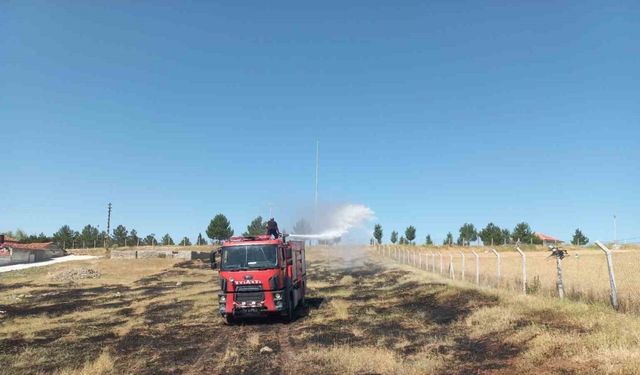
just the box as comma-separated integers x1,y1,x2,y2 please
221,245,278,270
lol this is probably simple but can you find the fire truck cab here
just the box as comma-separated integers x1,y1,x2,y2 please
215,234,306,324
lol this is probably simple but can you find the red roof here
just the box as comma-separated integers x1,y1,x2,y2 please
534,232,562,242
0,241,56,250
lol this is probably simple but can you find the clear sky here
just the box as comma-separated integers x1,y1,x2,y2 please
2,2,639,244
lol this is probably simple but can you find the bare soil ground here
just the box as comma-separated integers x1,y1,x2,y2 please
1,247,640,374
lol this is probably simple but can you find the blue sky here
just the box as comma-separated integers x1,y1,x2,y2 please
1,2,639,244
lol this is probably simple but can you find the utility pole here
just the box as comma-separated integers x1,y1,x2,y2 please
106,203,112,249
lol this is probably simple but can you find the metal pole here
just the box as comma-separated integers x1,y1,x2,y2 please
439,252,444,274
556,256,565,299
448,254,455,279
491,248,501,283
471,250,480,285
596,241,619,310
432,252,437,272
106,203,112,249
459,251,465,281
515,246,527,294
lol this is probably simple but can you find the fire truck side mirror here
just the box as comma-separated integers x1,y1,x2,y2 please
210,251,218,269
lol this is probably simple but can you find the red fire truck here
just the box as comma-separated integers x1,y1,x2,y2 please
214,234,306,324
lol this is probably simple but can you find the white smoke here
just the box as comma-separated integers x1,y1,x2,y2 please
289,203,375,241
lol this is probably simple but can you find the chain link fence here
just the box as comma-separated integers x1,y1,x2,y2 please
373,242,638,313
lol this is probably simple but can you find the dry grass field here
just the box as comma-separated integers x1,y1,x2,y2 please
383,244,640,313
1,246,640,374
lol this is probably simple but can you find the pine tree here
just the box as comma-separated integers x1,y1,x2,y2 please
112,225,128,246
243,216,266,236
373,224,383,244
207,214,234,244
571,229,589,245
161,234,174,246
196,233,207,246
425,234,433,245
405,226,416,245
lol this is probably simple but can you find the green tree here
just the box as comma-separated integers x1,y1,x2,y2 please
458,223,477,246
399,236,406,245
243,216,265,236
293,218,312,234
501,229,511,245
571,229,589,245
9,229,28,241
98,230,109,246
53,225,74,248
425,234,433,245
479,223,503,246
25,232,50,243
128,229,140,246
443,232,454,246
390,230,398,244
112,225,128,246
373,224,383,244
196,233,207,246
144,234,157,246
80,225,99,246
69,231,80,248
161,234,174,246
207,214,234,244
512,222,535,244
405,226,416,245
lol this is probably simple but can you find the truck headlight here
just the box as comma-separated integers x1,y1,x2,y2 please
219,295,226,303
273,293,282,300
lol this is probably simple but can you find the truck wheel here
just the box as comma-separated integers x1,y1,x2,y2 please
223,314,235,325
284,292,295,323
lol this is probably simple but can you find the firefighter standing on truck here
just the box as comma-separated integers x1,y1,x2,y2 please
266,217,280,238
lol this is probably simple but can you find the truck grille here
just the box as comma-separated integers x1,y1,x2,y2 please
235,285,265,303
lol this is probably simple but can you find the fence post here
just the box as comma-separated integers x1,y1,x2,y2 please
459,251,465,281
429,252,434,271
595,241,619,310
555,254,565,299
418,252,422,269
515,246,527,294
491,249,501,283
471,250,480,285
448,254,455,279
439,252,444,274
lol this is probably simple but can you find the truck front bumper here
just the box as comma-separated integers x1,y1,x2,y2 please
218,289,286,316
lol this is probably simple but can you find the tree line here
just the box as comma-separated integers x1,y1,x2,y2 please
2,213,319,249
372,222,589,246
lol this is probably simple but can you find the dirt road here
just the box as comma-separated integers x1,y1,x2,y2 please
0,255,100,273
1,247,638,374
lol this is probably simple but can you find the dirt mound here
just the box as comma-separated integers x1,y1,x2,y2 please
50,267,101,281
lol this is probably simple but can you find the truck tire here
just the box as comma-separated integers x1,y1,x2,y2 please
284,291,295,323
223,314,236,325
